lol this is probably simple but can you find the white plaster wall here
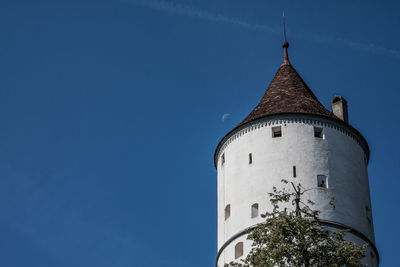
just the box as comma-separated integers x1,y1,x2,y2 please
216,114,375,266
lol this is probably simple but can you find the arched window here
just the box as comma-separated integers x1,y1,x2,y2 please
225,204,231,220
251,203,259,218
235,242,243,259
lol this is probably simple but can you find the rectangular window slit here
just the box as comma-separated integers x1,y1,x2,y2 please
251,203,259,218
235,242,243,259
317,175,327,188
365,205,372,224
225,204,230,220
293,166,296,177
249,153,252,164
314,127,323,138
272,126,282,138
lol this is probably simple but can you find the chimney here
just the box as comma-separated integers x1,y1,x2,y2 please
331,96,348,123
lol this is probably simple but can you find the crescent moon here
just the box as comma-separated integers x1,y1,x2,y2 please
222,113,231,122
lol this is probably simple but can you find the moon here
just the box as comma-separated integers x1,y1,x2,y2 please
221,113,231,122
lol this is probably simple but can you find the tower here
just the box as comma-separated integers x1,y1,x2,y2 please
215,40,378,266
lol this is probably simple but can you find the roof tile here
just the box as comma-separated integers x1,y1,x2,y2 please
239,63,337,126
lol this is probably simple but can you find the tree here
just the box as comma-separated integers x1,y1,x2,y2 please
226,180,368,267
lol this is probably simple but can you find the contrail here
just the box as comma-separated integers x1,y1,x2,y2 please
123,0,400,59
123,0,279,34
291,31,400,59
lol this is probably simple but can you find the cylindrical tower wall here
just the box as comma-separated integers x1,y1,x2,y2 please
216,114,376,266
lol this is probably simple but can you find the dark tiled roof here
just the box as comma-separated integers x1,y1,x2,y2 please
214,61,371,168
238,63,337,126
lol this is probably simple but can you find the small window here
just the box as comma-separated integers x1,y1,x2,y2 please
272,126,282,138
251,203,259,218
365,205,372,223
235,242,244,259
314,127,323,138
317,175,327,188
225,204,231,220
221,153,225,165
249,153,252,164
293,166,296,178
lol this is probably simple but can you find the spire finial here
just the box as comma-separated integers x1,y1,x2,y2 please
282,12,290,65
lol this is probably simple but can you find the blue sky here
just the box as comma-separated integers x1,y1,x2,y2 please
0,0,399,266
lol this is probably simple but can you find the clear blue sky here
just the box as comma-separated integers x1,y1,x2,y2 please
0,0,398,266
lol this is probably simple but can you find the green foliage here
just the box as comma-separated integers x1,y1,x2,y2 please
225,180,368,267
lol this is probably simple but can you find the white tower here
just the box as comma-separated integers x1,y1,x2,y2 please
215,41,378,266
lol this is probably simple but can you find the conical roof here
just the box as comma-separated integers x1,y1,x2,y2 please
214,41,370,168
238,63,337,127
